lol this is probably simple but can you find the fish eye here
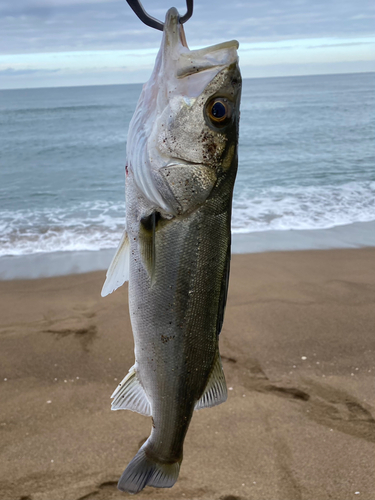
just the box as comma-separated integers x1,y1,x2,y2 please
211,101,226,119
206,97,231,125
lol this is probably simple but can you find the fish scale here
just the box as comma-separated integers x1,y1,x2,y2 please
129,195,227,457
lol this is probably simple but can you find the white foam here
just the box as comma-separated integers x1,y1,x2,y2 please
0,181,374,257
0,200,125,257
232,181,375,233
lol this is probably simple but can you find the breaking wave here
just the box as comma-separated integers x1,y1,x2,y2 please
1,181,374,257
232,181,375,232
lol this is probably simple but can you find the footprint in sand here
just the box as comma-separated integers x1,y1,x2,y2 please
43,306,98,352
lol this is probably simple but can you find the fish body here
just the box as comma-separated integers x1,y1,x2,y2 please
102,7,241,494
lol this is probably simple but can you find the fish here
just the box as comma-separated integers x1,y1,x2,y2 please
101,6,241,494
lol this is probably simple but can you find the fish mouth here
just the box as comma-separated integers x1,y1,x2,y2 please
163,8,239,79
189,40,239,53
179,21,239,53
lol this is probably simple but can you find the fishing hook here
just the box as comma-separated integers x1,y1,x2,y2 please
126,0,193,31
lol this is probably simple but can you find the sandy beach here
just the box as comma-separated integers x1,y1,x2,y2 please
0,248,374,500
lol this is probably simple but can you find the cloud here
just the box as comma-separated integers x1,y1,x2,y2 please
306,41,374,49
0,0,374,88
0,0,374,55
0,67,59,75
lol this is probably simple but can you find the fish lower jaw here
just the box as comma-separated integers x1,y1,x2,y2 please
164,157,212,168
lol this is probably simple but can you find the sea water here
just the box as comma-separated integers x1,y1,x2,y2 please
0,73,374,276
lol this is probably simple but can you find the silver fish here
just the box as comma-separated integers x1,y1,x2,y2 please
102,7,241,494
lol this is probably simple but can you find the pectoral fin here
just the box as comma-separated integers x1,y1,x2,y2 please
101,229,130,297
195,351,227,410
111,365,151,416
139,211,160,282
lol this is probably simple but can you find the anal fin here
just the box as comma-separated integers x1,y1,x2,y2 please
111,365,151,416
195,351,227,410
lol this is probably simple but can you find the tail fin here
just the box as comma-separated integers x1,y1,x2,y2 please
117,442,180,494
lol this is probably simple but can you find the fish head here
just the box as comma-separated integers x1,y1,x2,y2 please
127,7,242,215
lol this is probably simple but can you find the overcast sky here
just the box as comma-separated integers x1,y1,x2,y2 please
0,0,374,89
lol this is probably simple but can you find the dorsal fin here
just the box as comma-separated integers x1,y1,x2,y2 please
111,365,151,416
101,229,130,297
216,243,231,335
195,350,227,410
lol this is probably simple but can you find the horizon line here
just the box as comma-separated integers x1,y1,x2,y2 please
0,70,373,92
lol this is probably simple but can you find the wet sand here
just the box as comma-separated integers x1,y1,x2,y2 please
0,248,374,500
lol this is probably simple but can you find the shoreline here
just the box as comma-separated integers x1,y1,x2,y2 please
1,221,375,280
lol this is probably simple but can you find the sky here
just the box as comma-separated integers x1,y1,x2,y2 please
0,0,374,89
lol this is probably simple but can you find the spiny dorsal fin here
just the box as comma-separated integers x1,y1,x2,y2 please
195,351,227,410
111,365,151,416
101,229,130,297
216,243,231,336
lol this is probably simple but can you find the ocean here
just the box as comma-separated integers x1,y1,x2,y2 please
0,72,374,277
